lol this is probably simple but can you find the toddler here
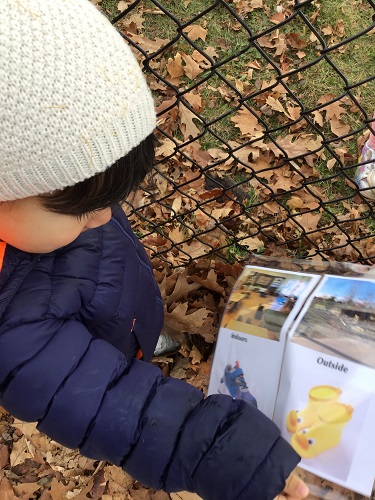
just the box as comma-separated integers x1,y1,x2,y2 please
0,1,309,499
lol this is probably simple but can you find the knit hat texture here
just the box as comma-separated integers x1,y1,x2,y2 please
0,0,156,201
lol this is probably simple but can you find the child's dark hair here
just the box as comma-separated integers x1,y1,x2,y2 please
40,133,155,216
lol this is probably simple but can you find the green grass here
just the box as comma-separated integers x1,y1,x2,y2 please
98,0,375,124
97,0,119,18
291,1,375,114
93,0,375,262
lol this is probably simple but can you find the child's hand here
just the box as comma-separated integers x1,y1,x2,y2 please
274,471,309,500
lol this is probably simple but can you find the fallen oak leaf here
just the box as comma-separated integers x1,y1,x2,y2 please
322,25,333,36
13,419,39,439
285,32,308,49
292,211,322,233
183,92,203,113
170,356,190,380
327,158,336,170
286,195,304,210
190,268,224,294
204,46,219,59
126,34,169,55
0,477,17,500
179,102,201,139
238,235,263,251
155,137,176,158
270,12,285,24
268,135,311,159
165,274,201,305
181,52,204,79
285,105,301,121
317,94,347,120
49,477,75,500
165,302,209,334
266,96,286,114
330,117,350,137
10,436,35,466
117,1,128,11
104,465,133,494
0,443,9,469
182,24,208,42
182,141,212,168
334,19,345,38
189,345,203,365
13,482,41,499
274,33,287,56
166,53,184,79
246,59,262,70
186,361,213,392
311,110,324,127
231,107,264,137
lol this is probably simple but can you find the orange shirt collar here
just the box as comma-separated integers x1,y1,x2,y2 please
0,241,6,271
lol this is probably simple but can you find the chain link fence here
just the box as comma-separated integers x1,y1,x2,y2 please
106,0,375,267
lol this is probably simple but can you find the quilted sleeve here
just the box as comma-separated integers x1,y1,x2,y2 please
0,319,299,500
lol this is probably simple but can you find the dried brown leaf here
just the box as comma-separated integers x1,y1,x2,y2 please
0,477,17,500
268,135,310,159
182,25,208,42
317,94,347,120
165,302,209,334
10,436,34,466
117,1,129,12
0,443,9,469
239,236,263,251
166,274,201,305
181,53,203,80
286,195,304,210
104,465,134,494
49,477,74,500
190,269,224,294
231,107,264,137
266,96,285,113
274,33,287,56
166,53,184,79
312,110,324,127
127,34,169,55
285,105,301,121
293,211,322,233
179,103,201,140
13,482,41,499
189,345,203,365
327,158,336,170
270,12,285,24
285,32,308,49
322,25,333,35
183,92,203,112
330,117,350,137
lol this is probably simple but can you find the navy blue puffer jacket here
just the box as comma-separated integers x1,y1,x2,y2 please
0,206,299,499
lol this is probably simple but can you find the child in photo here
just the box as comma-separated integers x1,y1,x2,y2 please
0,1,309,499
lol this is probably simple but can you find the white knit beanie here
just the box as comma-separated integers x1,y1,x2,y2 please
0,0,156,201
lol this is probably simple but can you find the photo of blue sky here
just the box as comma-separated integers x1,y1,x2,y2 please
316,277,375,303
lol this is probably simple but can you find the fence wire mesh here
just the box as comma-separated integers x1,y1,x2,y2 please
105,0,375,267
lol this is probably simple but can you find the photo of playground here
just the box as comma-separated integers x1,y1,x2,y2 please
292,276,375,368
221,268,314,341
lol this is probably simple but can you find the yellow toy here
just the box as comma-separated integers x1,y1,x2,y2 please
291,402,354,458
286,385,342,432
